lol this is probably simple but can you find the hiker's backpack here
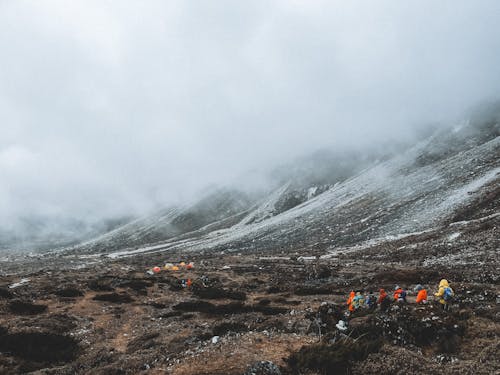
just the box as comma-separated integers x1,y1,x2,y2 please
365,295,373,307
443,287,454,302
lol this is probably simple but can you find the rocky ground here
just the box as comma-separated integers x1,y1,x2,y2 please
1,212,499,375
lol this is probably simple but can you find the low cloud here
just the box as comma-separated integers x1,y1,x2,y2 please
1,0,500,230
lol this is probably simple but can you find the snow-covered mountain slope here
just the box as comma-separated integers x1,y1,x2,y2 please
70,188,254,254
69,150,380,255
77,113,499,259
237,182,331,226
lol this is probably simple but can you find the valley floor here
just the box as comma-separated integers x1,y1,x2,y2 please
0,214,499,375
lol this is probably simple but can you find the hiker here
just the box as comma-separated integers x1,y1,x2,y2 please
435,279,454,311
336,319,348,333
415,284,428,304
330,319,349,344
394,285,407,303
200,275,210,287
365,291,377,310
378,288,391,312
346,291,355,312
353,291,365,310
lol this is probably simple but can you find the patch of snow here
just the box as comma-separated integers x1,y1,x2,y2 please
448,232,461,241
383,229,433,242
423,247,497,267
237,183,291,226
258,256,291,261
9,278,30,288
437,167,500,211
449,212,500,227
104,241,186,258
307,186,318,199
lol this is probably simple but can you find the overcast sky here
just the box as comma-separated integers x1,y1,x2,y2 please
1,0,500,227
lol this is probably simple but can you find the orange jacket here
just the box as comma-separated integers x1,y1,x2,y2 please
394,288,403,301
416,289,427,303
347,291,355,311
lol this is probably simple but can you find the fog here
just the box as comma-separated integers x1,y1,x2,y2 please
1,1,500,240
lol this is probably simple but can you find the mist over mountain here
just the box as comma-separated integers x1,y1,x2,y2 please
58,108,496,259
1,1,500,252
0,144,388,253
0,127,434,253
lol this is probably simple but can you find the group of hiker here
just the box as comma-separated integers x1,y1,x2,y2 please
346,279,454,313
336,279,455,333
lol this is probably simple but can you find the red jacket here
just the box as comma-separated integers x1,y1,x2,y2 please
378,289,388,304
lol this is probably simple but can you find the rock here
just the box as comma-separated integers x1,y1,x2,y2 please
192,285,246,300
244,360,282,375
54,287,84,297
0,287,14,299
0,331,79,363
92,293,134,304
8,300,48,315
211,336,220,344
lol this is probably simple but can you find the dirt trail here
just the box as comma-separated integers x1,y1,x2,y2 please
169,332,316,375
112,305,143,353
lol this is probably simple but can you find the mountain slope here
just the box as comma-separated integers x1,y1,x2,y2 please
72,188,254,254
82,112,499,259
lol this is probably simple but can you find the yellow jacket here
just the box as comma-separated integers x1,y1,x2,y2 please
435,279,451,304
